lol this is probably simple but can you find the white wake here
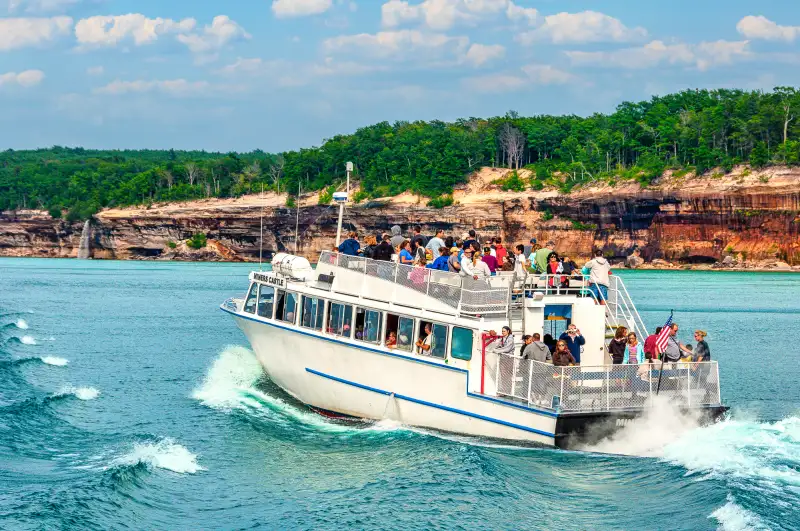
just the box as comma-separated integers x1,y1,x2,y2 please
55,386,100,401
111,438,204,474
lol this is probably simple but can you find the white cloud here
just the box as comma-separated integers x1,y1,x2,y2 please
176,15,250,54
736,15,800,42
518,10,647,45
506,1,537,25
565,40,750,71
462,73,525,93
74,14,196,48
381,0,510,31
464,43,505,66
87,65,103,75
272,0,332,18
521,64,575,84
216,57,268,76
0,16,72,51
93,78,211,95
0,69,45,87
323,29,468,59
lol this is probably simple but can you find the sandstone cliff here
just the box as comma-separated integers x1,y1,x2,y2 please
1,166,799,267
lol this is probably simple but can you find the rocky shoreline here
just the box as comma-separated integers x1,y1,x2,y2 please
1,165,799,269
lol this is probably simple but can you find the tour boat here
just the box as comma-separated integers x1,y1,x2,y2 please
221,250,728,448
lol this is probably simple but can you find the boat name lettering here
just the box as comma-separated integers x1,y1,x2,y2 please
254,273,285,288
615,418,635,427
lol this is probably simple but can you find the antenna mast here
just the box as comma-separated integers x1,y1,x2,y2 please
335,161,353,247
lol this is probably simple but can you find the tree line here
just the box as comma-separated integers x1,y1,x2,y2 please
1,87,799,220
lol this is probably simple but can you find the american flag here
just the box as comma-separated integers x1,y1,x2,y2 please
654,313,674,354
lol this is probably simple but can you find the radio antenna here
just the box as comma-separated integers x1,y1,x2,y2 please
259,182,264,271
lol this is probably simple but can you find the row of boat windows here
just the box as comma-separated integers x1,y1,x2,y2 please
243,283,473,361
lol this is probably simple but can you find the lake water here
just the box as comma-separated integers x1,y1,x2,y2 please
1,259,798,530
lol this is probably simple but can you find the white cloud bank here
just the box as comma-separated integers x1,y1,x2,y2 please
0,16,72,51
75,14,196,47
382,0,530,31
176,15,250,54
736,15,800,42
517,10,647,45
0,69,45,87
566,40,750,71
93,79,211,95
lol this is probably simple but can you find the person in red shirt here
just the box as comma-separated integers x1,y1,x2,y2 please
493,237,507,267
643,326,663,360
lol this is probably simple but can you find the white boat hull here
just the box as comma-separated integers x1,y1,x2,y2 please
230,311,559,446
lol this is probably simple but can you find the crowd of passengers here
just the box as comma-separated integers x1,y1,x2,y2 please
488,320,711,369
334,225,614,302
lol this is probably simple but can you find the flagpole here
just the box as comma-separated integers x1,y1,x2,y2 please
655,310,674,396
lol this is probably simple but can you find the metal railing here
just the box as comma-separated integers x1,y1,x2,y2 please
605,276,648,341
485,350,721,412
319,251,511,317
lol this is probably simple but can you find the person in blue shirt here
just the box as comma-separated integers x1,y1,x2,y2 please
427,247,451,271
337,231,361,256
559,323,585,364
398,240,414,265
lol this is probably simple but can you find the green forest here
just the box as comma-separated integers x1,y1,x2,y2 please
2,87,799,220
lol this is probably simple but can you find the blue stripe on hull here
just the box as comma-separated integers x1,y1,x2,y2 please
305,367,555,439
221,305,558,420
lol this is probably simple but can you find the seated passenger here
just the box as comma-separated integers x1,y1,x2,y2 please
385,331,397,349
415,323,433,354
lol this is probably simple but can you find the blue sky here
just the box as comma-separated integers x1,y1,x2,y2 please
1,0,799,152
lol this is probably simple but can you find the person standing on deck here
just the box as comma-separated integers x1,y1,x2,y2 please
389,225,404,249
447,247,461,273
533,241,555,274
374,234,394,261
559,324,585,365
644,326,663,360
426,229,446,259
493,327,516,395
523,333,551,362
338,232,361,256
585,250,612,304
459,247,478,280
513,244,528,279
494,237,508,267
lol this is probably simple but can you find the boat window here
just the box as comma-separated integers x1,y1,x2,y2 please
257,285,274,318
301,296,324,331
327,302,353,337
354,307,382,344
243,283,258,314
275,290,298,324
416,321,448,358
386,313,414,352
450,327,474,361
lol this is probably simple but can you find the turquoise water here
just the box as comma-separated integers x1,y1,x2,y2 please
1,259,798,531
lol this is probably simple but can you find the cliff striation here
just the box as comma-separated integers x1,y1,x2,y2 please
2,166,799,268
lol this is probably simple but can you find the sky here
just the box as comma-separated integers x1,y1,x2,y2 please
1,0,800,152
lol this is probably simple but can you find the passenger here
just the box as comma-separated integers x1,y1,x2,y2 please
462,229,478,252
585,249,612,304
494,237,507,267
426,229,446,259
412,225,428,247
552,340,577,366
411,237,426,262
523,332,551,362
662,323,684,364
337,231,361,256
624,332,645,364
398,240,414,265
444,235,454,249
534,240,555,274
561,256,579,277
374,234,394,261
524,237,537,259
447,246,461,273
546,254,565,292
543,333,556,353
513,244,528,278
459,247,479,280
385,331,397,349
415,323,433,354
362,235,378,259
692,330,711,362
644,326,663,360
494,326,516,395
559,324,585,365
389,225,405,249
428,247,451,271
520,335,532,357
473,252,492,279
608,326,628,365
481,246,498,274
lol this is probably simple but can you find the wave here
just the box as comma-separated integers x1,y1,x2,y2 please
109,438,204,474
19,335,37,346
41,356,68,366
14,319,29,330
53,386,100,401
709,495,768,531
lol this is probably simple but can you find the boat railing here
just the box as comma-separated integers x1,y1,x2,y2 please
484,350,721,412
605,276,649,341
319,250,511,317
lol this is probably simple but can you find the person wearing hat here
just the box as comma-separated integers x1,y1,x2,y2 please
447,246,461,273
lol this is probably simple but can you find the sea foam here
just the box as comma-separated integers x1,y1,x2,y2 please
15,319,29,330
41,356,69,367
709,495,768,531
20,336,37,345
55,386,100,401
112,438,204,474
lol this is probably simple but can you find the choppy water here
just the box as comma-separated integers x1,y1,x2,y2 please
0,259,797,530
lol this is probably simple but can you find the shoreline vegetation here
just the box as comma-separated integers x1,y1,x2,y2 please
2,88,800,218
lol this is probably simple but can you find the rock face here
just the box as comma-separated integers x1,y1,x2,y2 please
1,166,800,266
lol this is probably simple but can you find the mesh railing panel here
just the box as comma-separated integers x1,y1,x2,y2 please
338,253,367,272
395,263,430,295
460,277,509,316
491,354,721,412
365,260,398,282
